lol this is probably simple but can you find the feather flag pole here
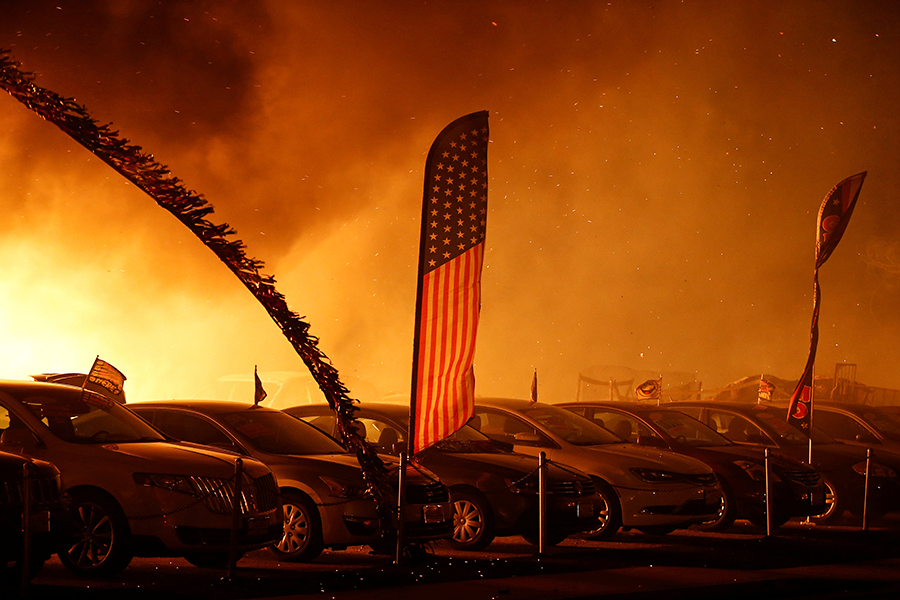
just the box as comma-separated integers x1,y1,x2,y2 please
0,50,393,527
787,172,867,444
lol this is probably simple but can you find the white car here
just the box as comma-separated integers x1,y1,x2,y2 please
0,380,283,577
472,398,723,538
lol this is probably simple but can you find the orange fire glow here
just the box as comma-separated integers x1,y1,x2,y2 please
1,2,899,402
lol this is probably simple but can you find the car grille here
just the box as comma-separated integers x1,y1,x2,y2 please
776,465,821,486
406,480,450,504
549,480,596,496
190,472,279,516
683,473,718,487
0,474,60,508
253,472,280,513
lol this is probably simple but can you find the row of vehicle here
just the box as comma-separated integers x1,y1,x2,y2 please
6,373,896,582
0,378,455,581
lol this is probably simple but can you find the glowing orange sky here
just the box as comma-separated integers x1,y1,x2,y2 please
1,1,899,402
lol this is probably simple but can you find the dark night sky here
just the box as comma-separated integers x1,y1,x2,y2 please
1,0,898,402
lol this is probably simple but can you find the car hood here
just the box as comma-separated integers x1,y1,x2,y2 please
94,440,273,479
420,450,589,484
581,443,713,474
262,452,366,482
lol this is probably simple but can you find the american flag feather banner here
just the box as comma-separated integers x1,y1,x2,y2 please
787,172,867,433
410,111,489,454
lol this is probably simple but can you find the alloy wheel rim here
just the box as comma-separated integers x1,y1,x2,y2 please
277,502,311,553
66,502,114,568
453,499,484,543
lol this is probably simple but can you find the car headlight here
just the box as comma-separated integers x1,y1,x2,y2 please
320,476,366,499
853,461,897,478
733,461,781,482
630,468,680,483
133,472,197,495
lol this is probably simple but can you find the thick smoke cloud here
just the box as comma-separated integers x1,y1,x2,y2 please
1,0,899,402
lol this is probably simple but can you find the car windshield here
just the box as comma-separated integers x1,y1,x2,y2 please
435,423,509,453
222,410,347,455
19,392,165,444
522,405,622,446
860,409,900,442
751,409,835,445
380,414,508,454
646,410,731,447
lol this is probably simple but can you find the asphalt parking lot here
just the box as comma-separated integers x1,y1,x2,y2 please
10,517,900,600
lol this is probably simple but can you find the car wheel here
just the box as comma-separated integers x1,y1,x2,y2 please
269,491,324,562
449,490,496,551
579,480,622,541
695,481,736,532
183,552,242,569
58,490,133,578
810,479,843,523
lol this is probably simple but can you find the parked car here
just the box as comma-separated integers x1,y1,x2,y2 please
286,401,600,549
129,400,453,560
668,400,900,522
556,401,826,529
0,450,68,583
469,398,723,538
813,401,900,453
0,379,283,577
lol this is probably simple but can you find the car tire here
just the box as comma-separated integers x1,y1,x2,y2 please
578,479,622,541
269,491,324,562
58,489,133,578
810,478,843,523
448,490,495,551
695,480,736,532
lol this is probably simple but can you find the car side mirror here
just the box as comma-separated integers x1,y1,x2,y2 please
513,432,542,444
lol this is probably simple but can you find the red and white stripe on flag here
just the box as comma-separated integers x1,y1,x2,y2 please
414,244,483,453
411,111,489,454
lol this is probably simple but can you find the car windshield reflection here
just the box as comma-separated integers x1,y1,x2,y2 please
522,405,622,446
222,410,347,455
19,393,166,444
646,411,730,447
435,424,508,453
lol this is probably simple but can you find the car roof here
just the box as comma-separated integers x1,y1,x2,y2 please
665,400,783,411
128,399,281,415
556,400,670,412
290,402,409,418
0,378,85,396
474,397,543,410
